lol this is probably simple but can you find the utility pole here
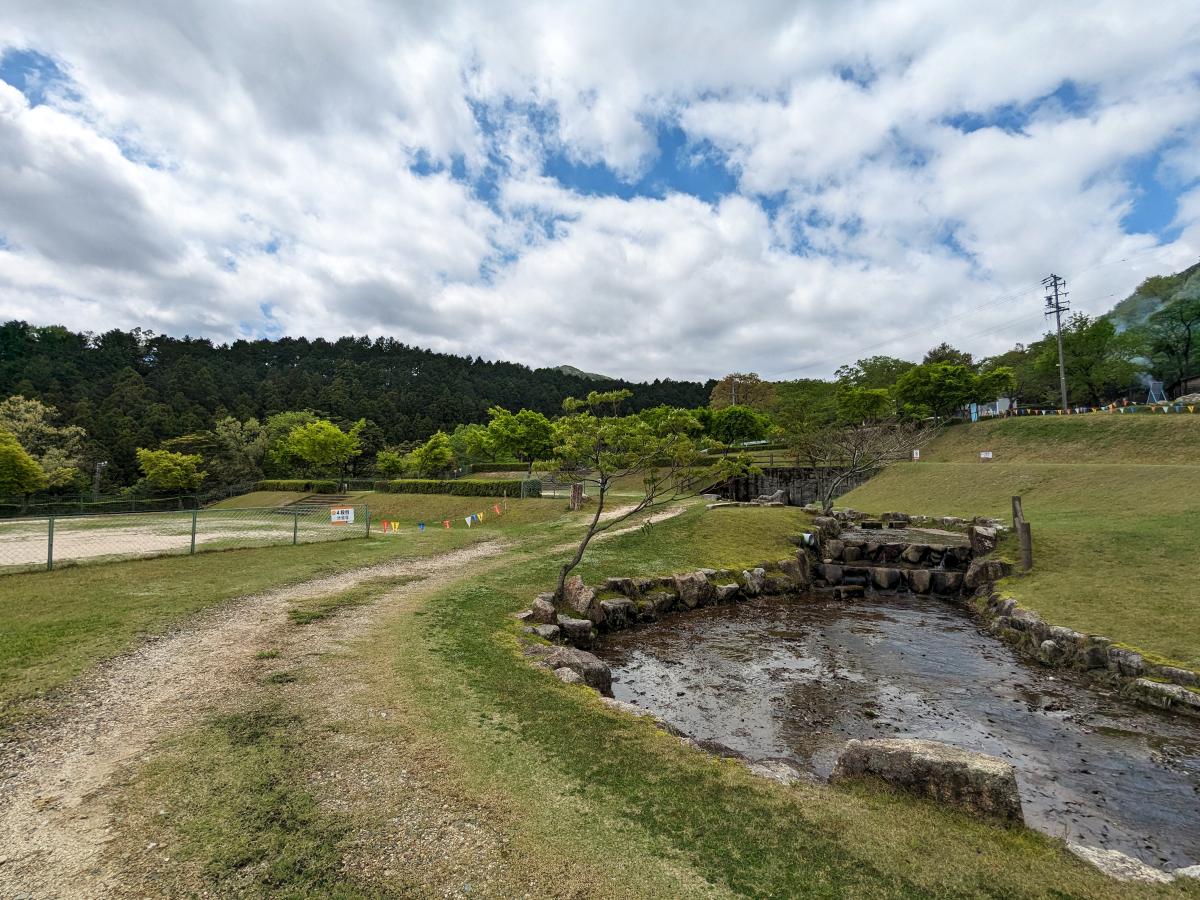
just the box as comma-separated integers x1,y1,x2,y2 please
92,460,108,503
731,377,738,406
1043,274,1070,411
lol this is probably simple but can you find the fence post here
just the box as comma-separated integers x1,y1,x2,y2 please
364,505,370,537
1019,521,1034,572
293,511,299,545
47,516,55,571
190,509,198,555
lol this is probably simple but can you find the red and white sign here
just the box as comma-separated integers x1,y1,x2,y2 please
911,449,920,461
330,506,355,525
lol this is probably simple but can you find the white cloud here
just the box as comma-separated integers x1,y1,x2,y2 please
0,0,1198,381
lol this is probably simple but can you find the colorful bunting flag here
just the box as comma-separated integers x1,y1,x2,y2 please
493,504,502,515
418,522,425,532
443,519,450,529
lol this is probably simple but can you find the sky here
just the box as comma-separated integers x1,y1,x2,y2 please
1,1,1199,382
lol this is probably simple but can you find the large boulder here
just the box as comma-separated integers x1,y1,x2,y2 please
906,569,933,594
562,575,604,626
544,646,612,695
968,525,999,556
599,597,635,630
811,516,841,539
819,563,844,586
824,539,845,561
714,583,741,603
557,616,596,648
741,568,766,597
603,576,641,599
1066,845,1174,884
531,624,561,641
674,572,716,609
831,738,1023,823
964,558,1013,590
931,570,963,595
529,596,557,625
901,543,927,565
871,567,902,591
777,556,810,589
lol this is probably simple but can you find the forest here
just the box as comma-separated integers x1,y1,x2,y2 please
0,324,710,487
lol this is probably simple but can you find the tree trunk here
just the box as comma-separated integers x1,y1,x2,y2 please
554,482,607,601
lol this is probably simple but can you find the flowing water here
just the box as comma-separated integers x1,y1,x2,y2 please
596,594,1200,870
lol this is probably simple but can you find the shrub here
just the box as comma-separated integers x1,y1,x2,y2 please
377,478,528,497
257,479,339,492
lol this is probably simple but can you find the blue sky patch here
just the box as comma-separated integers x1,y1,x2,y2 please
942,79,1097,135
1120,146,1190,240
0,48,75,106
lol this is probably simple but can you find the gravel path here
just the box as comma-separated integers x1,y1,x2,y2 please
0,542,506,898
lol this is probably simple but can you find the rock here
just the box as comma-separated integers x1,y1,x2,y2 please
516,609,535,622
842,545,862,562
964,558,1013,590
674,572,715,609
1108,647,1145,678
562,575,604,626
930,570,963,595
819,564,844,586
901,544,926,565
1176,865,1200,879
544,646,612,695
1038,640,1062,665
529,597,557,625
968,525,999,556
836,584,866,600
746,759,810,785
715,583,741,603
1066,844,1174,883
599,598,635,630
1131,679,1200,716
871,567,902,591
644,591,676,617
882,511,910,523
824,539,845,561
1157,666,1200,688
777,557,810,589
831,738,1023,823
532,624,561,641
557,616,596,648
811,516,841,539
603,577,641,599
906,569,932,594
741,568,766,597
554,666,583,685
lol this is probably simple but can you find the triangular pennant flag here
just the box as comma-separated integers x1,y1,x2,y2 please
477,511,484,522
381,520,389,533
465,516,472,527
418,522,425,532
1189,406,1195,413
392,521,399,532
493,504,501,515
443,519,451,529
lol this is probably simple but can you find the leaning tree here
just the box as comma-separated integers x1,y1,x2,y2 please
550,391,755,601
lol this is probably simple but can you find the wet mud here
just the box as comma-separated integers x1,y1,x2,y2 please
596,594,1200,869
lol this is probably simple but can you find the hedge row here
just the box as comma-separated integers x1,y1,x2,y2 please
375,478,536,497
257,479,340,492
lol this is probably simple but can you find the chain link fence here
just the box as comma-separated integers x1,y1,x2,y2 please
0,504,371,575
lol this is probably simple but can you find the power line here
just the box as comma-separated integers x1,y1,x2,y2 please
1043,273,1070,411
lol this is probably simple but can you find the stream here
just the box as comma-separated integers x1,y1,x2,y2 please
595,594,1200,870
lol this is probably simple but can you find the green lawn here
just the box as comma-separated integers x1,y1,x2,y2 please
841,418,1200,670
209,490,310,508
348,503,1177,898
921,413,1200,464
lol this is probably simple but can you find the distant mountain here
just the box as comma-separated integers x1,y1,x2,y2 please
550,364,613,381
1106,260,1200,331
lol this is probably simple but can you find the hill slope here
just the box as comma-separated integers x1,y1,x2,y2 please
841,416,1200,668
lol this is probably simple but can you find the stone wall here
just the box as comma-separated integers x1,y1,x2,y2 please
717,467,874,506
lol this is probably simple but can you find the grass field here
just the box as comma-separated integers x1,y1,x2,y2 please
920,413,1200,464
842,416,1200,669
8,463,1200,895
0,499,563,734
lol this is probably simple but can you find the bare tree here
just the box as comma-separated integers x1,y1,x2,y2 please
791,418,940,513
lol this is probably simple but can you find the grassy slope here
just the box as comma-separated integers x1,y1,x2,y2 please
841,417,1200,668
209,490,310,509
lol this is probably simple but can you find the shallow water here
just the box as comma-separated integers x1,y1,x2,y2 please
596,594,1200,869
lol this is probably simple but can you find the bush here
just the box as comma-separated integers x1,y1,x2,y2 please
377,478,528,497
257,479,339,492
